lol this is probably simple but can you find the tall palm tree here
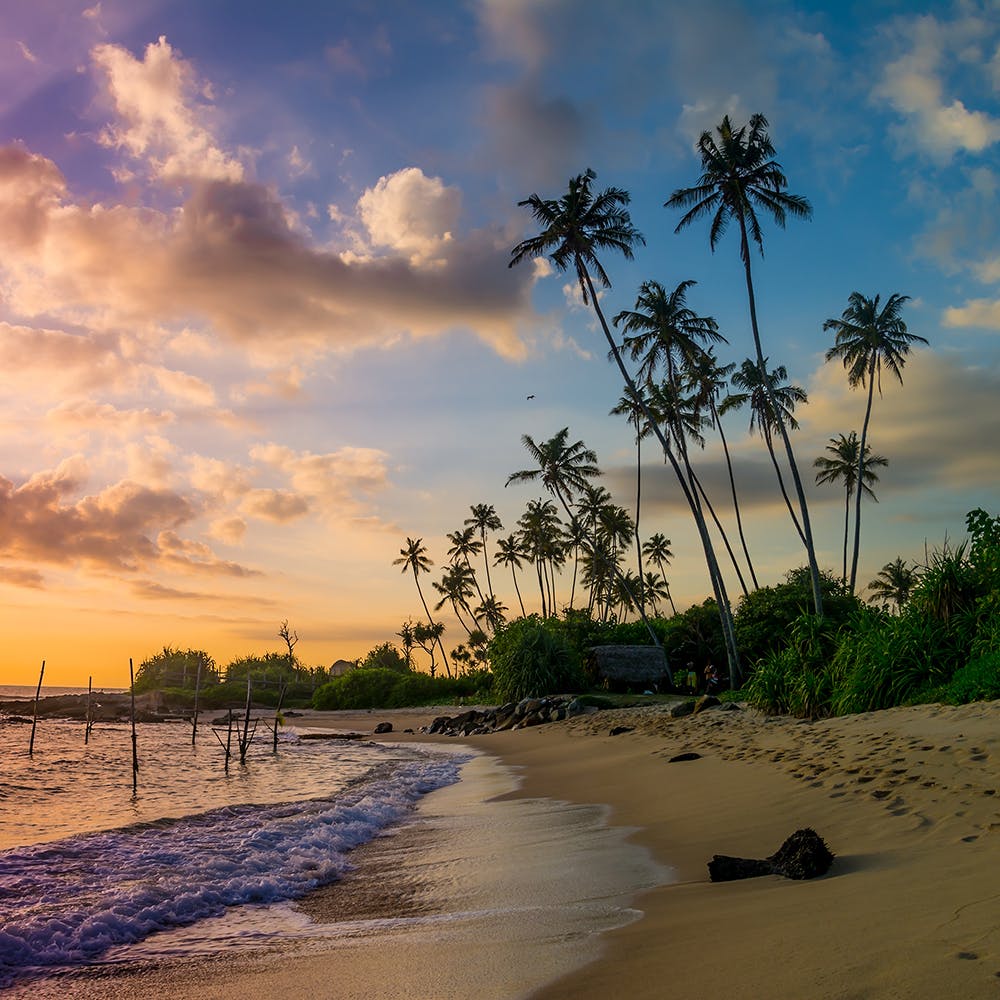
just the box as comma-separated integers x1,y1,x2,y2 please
446,525,485,603
393,537,449,674
686,347,759,589
867,557,916,612
824,292,926,593
814,432,888,585
724,358,808,546
465,503,503,601
642,532,677,615
517,498,563,617
666,112,823,616
510,170,736,679
433,562,481,636
610,387,651,610
494,532,529,617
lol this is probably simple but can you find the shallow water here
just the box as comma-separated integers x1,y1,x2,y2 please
0,718,466,987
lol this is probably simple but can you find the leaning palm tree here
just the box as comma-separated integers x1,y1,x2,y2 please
642,532,677,615
824,292,926,593
393,537,449,674
666,112,823,616
446,525,485,604
867,557,916,612
814,432,888,585
610,387,650,611
724,358,808,546
465,503,503,602
510,170,734,680
433,562,481,636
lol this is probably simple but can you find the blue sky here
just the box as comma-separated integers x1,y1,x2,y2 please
0,0,997,684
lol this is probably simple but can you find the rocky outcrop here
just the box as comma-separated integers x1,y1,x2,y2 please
425,695,595,737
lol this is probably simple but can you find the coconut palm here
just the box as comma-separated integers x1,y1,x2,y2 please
642,532,677,615
474,595,508,634
814,432,889,585
511,169,736,679
867,557,916,612
393,537,449,674
465,503,503,601
517,498,564,617
446,525,485,603
724,358,808,546
666,112,823,616
686,347,759,589
494,533,529,617
433,562,481,636
824,292,926,593
642,570,672,615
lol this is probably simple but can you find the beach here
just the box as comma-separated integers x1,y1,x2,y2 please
10,699,1000,998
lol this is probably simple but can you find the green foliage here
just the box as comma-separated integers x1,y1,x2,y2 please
224,651,304,686
359,642,410,673
311,666,491,710
487,615,584,702
735,567,861,668
943,652,1000,705
134,647,217,693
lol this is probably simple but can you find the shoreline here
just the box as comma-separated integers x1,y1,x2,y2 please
11,701,1000,998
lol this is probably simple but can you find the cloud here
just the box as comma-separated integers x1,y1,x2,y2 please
92,36,244,183
942,298,1000,330
239,488,310,523
0,148,533,361
157,529,261,576
873,12,1000,160
45,400,175,436
209,515,247,545
357,167,462,266
0,566,45,589
0,457,197,571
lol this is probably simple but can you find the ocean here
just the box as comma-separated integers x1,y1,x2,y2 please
0,712,669,998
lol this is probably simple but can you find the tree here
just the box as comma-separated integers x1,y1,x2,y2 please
866,557,916,612
510,169,738,679
494,532,529,617
465,503,503,602
393,537,450,675
666,112,823,617
643,532,677,614
824,292,926,593
725,358,808,546
278,620,299,669
134,647,217,693
446,525,485,604
433,562,481,636
814,432,888,585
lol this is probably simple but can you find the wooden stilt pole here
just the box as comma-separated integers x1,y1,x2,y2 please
85,675,93,745
191,656,203,746
28,660,45,757
129,658,139,795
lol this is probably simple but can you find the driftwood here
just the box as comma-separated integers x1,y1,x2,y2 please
709,828,834,882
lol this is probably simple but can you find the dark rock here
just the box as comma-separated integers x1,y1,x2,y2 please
709,828,834,882
668,751,702,763
373,722,393,734
720,702,741,712
669,700,695,718
693,695,721,714
609,725,634,736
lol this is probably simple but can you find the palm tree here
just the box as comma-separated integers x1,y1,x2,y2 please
642,570,671,615
824,292,926,593
474,595,508,634
724,358,808,546
510,170,738,679
666,112,823,616
433,562,481,636
393,537,449,674
494,533,529,617
446,525,485,603
642,533,677,615
465,503,503,601
867,557,916,612
814,432,889,585
517,498,564,617
610,387,650,610
686,347,759,589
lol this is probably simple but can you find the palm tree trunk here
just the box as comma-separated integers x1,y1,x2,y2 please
691,468,749,597
738,217,824,617
842,485,851,585
850,364,877,594
634,431,645,613
510,566,527,617
763,428,806,546
582,268,738,685
713,401,759,588
413,570,450,676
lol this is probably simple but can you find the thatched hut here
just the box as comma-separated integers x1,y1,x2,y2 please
588,645,670,689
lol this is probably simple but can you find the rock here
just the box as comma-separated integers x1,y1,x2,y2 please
373,721,393,734
669,700,696,718
693,695,721,714
609,725,634,736
720,702,741,712
668,751,702,763
708,828,834,882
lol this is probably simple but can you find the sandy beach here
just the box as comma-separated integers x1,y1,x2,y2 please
19,699,1000,999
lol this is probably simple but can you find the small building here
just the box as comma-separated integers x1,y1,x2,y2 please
329,658,355,678
587,645,670,689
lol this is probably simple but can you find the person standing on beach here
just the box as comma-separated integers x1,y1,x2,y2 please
704,662,720,693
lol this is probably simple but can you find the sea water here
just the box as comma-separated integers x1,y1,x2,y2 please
0,716,466,988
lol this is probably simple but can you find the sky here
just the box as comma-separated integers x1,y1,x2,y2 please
0,0,997,687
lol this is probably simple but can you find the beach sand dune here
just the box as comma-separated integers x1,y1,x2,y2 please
16,700,1000,999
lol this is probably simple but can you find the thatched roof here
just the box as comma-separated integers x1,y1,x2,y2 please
588,645,668,683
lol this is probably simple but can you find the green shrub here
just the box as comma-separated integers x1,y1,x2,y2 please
487,615,584,702
944,653,1000,705
312,668,403,710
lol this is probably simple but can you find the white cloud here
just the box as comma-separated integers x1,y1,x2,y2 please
356,167,462,266
92,36,244,183
942,298,1000,329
